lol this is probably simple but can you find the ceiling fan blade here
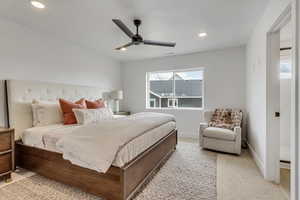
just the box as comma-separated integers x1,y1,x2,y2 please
115,42,134,50
112,19,134,38
143,40,176,47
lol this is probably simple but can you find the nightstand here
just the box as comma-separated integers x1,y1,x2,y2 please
114,111,131,116
0,128,14,183
113,111,131,118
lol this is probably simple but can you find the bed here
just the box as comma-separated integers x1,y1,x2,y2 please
5,80,177,200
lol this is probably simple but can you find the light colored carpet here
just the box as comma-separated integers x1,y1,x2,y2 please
0,142,217,200
217,150,288,200
0,168,35,189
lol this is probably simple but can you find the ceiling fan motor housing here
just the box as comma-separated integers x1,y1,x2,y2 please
134,19,141,26
133,19,143,45
132,35,143,45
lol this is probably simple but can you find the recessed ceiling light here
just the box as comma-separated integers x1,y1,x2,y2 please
198,32,207,38
120,47,127,51
30,0,46,9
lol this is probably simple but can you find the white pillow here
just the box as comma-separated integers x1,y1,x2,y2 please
73,108,114,125
31,100,63,127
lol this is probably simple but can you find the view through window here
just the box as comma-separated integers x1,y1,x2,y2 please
147,69,204,109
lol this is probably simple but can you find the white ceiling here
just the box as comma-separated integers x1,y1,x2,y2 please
0,0,269,61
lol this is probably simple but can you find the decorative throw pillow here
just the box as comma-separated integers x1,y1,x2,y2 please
73,108,113,125
59,98,87,125
86,99,105,109
31,100,63,127
209,108,243,130
231,110,243,128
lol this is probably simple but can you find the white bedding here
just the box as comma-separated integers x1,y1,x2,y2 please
22,117,176,168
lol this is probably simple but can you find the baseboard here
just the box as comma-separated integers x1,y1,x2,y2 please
247,142,265,177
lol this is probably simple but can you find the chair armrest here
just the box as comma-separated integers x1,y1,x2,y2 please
199,123,208,147
233,126,242,155
199,123,208,135
233,126,242,136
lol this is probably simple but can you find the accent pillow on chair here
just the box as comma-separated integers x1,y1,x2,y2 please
59,98,87,125
208,108,242,130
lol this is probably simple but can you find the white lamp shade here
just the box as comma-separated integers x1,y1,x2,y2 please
110,90,123,100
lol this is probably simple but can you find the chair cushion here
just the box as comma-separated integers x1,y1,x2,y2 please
203,127,236,141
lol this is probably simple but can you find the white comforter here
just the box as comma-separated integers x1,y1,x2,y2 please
57,112,175,173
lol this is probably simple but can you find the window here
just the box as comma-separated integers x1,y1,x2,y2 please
168,98,178,108
147,69,204,109
150,98,156,108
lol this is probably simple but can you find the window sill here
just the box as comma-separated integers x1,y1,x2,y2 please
146,107,204,111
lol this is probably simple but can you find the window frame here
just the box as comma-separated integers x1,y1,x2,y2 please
146,68,205,110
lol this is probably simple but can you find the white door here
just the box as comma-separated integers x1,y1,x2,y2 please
266,30,281,183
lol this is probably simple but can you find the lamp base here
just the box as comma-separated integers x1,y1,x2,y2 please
114,100,120,113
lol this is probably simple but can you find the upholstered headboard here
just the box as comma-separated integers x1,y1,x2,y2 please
6,80,108,140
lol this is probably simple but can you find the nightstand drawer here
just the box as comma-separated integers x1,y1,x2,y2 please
0,133,12,152
0,153,12,174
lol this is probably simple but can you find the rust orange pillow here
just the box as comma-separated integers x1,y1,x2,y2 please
86,99,105,109
59,98,87,125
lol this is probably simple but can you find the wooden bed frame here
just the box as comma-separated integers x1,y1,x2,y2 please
6,80,177,200
15,129,177,200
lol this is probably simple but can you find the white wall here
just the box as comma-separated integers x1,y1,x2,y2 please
0,17,121,126
121,46,246,138
246,0,291,174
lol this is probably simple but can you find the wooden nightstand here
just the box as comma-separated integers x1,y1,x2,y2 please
0,128,14,183
114,111,131,116
113,111,131,119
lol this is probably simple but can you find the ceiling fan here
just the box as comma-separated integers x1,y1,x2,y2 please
112,19,176,50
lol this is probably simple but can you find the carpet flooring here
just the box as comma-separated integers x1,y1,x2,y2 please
217,151,288,200
0,141,217,200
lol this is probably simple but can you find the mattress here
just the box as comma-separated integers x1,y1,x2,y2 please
22,121,176,167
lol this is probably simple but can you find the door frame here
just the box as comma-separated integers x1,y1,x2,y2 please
266,2,299,199
292,0,300,199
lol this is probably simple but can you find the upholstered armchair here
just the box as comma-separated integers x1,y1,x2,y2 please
199,110,242,155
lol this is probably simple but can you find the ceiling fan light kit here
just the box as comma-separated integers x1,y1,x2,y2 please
198,32,207,38
113,19,176,50
30,0,46,9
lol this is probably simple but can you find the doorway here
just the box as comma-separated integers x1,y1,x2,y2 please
266,3,293,199
279,20,292,198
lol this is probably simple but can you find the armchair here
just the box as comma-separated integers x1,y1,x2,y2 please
199,110,242,155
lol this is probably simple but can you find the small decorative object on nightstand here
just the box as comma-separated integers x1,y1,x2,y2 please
0,128,14,183
113,111,131,118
